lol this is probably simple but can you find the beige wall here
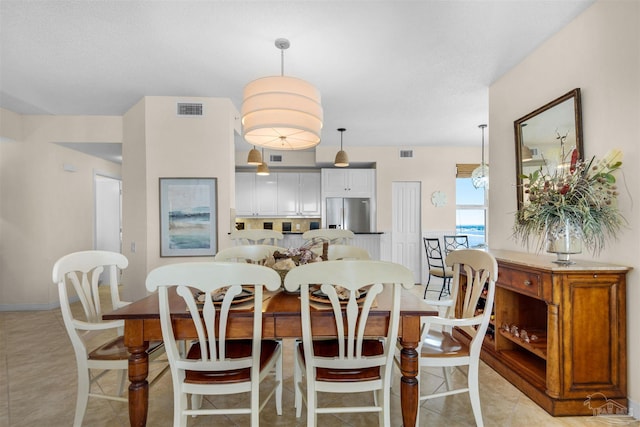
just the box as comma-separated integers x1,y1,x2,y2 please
0,110,122,308
121,96,239,301
489,0,639,410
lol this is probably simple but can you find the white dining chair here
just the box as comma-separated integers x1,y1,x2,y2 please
145,261,283,427
423,237,454,299
403,249,497,427
311,244,370,260
214,244,285,263
52,250,165,427
283,260,414,427
302,228,354,245
230,229,284,246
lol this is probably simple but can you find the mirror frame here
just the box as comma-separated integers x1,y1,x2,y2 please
514,88,583,209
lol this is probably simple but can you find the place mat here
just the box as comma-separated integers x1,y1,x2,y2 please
194,287,254,307
306,286,377,311
309,286,368,305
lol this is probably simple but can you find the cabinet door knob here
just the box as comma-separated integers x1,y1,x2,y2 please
523,280,531,286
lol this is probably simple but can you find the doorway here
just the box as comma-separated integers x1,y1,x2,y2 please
391,182,421,282
94,173,122,283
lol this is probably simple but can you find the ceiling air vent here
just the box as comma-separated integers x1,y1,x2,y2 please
399,149,414,158
177,103,203,116
269,154,283,163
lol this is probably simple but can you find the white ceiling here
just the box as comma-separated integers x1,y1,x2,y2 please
0,0,594,158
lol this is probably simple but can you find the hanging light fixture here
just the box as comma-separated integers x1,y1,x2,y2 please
256,148,270,176
334,128,349,167
246,146,262,165
241,38,323,151
471,124,489,189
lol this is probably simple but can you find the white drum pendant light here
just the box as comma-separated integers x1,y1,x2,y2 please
241,38,323,150
334,128,349,167
471,124,489,189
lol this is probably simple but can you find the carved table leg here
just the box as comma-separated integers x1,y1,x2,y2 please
125,320,149,427
400,315,421,427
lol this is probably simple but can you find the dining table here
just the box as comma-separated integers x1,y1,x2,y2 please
103,285,437,427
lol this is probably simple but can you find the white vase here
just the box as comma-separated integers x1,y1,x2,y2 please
546,219,582,264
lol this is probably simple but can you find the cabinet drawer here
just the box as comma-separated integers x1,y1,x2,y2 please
498,267,542,298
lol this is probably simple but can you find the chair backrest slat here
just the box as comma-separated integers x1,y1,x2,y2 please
444,249,498,354
284,260,414,370
423,237,446,270
443,235,470,255
302,229,354,245
214,244,285,264
230,230,284,246
53,250,129,323
146,262,281,371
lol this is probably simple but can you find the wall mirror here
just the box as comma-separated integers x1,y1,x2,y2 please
514,88,583,209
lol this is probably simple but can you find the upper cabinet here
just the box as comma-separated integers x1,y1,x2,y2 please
235,172,278,216
236,171,321,217
322,169,375,198
277,172,321,216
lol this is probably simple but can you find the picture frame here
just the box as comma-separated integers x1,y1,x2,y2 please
160,178,217,257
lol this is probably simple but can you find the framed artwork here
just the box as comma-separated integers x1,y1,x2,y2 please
160,178,217,257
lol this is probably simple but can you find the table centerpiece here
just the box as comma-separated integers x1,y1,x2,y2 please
264,241,328,288
513,148,625,264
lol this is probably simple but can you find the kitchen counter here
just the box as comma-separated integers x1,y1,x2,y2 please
281,231,384,235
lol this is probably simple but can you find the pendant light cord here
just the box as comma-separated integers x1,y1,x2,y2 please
338,128,346,150
479,124,487,166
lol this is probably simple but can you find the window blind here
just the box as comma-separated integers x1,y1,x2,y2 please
456,163,480,178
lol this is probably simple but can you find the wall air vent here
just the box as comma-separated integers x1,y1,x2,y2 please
399,149,414,158
177,103,203,116
269,154,283,163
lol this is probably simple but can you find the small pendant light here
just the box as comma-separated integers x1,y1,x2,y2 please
247,146,262,165
334,128,349,167
256,148,270,176
471,124,489,189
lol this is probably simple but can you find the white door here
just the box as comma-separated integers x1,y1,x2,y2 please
95,174,122,284
391,182,421,282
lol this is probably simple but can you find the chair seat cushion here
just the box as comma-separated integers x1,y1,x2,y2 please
184,339,279,384
297,339,383,382
429,267,453,278
88,335,129,361
420,330,469,357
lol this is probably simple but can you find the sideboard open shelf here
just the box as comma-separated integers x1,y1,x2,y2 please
454,249,630,416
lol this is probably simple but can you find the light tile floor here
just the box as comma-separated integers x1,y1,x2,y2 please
1,283,637,426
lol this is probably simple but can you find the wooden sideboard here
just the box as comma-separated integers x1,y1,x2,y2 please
454,249,630,416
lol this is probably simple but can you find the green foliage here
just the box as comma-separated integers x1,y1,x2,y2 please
513,149,625,255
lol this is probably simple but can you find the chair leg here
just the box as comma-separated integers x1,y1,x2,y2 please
468,360,484,427
176,388,188,427
423,274,432,298
443,367,452,391
438,276,452,300
294,344,302,417
116,369,127,396
275,344,283,416
191,393,202,412
73,368,90,427
307,382,317,427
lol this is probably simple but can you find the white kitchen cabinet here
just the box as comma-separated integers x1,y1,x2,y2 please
277,172,321,216
321,169,375,198
235,172,278,216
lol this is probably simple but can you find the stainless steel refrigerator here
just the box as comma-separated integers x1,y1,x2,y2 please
326,197,371,233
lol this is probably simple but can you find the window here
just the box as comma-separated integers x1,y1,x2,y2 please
456,164,487,247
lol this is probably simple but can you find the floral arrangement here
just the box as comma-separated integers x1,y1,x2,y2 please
513,148,625,255
264,241,325,272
